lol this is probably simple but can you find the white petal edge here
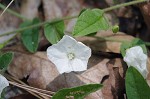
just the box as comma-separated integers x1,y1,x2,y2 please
0,74,9,97
53,59,73,74
71,58,88,72
74,42,91,59
123,46,148,78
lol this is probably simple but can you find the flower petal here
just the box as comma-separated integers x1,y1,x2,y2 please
0,75,9,97
47,46,67,61
71,58,88,72
123,46,148,78
74,42,91,60
57,35,78,52
53,59,72,74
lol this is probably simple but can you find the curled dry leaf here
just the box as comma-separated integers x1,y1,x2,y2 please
101,58,127,99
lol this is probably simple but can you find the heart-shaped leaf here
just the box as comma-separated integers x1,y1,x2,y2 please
126,67,150,99
52,84,103,99
0,52,13,70
72,9,110,36
20,18,40,53
44,20,65,44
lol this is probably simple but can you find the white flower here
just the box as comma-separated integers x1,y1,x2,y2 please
47,35,91,74
123,46,148,78
0,74,9,97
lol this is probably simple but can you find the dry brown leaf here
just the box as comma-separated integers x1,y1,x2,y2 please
42,0,62,20
101,58,127,99
0,11,20,44
77,31,134,53
6,45,59,89
20,0,41,19
42,0,83,20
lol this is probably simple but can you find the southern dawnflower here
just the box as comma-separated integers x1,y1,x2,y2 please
0,74,9,97
123,46,148,78
47,35,91,74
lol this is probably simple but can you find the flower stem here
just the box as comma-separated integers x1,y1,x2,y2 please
0,15,77,37
0,0,148,37
93,36,128,42
144,42,150,46
0,3,28,20
103,0,148,12
93,36,150,46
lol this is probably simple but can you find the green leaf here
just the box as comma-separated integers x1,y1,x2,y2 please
78,9,87,16
0,43,4,49
20,18,40,53
126,67,150,99
0,52,13,70
44,20,65,44
52,84,103,99
120,38,147,57
0,88,6,99
73,9,110,36
86,32,97,36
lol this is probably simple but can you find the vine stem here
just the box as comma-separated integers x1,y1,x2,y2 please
0,15,77,37
0,0,148,37
93,36,150,46
103,0,147,12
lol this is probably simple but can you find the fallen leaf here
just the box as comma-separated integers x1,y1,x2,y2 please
6,45,59,89
20,0,41,19
101,58,127,99
77,31,134,53
0,11,21,46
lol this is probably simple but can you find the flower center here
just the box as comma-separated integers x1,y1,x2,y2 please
67,53,75,60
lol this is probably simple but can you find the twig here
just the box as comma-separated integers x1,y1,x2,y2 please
5,73,54,99
9,81,52,98
5,74,44,99
103,0,148,12
0,3,28,20
0,0,14,18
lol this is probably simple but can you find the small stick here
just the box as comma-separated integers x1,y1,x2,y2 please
5,74,44,99
0,0,14,18
9,81,52,98
5,74,55,95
